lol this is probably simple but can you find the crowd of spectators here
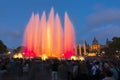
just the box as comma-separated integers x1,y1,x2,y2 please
0,56,120,80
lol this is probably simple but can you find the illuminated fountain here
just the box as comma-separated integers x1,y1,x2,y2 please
23,8,75,58
83,42,87,56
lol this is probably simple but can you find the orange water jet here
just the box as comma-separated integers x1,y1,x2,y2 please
23,8,75,58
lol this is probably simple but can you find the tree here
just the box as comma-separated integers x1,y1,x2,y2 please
100,37,120,57
0,40,7,53
109,37,120,50
13,46,23,54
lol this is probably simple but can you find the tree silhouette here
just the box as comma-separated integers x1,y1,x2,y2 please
0,40,7,54
100,37,120,57
13,46,23,54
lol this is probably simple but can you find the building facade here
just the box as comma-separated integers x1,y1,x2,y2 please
89,37,102,52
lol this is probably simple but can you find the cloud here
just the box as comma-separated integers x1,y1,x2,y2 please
0,29,23,38
91,25,120,43
0,29,24,48
92,4,104,11
80,24,120,45
86,8,120,28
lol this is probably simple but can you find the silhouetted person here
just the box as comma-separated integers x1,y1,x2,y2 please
102,69,115,80
51,60,59,80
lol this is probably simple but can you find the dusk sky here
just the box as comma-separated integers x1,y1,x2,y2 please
0,0,120,48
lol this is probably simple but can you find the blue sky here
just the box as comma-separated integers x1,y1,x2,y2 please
0,0,120,48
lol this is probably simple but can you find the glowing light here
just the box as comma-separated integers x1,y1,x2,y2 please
42,54,48,60
70,56,77,60
7,51,11,54
70,56,85,61
64,12,75,58
13,53,23,58
87,53,96,56
23,8,75,58
79,57,85,61
13,54,18,58
18,53,23,58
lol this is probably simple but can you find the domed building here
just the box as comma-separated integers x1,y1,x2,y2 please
76,37,111,57
89,37,102,52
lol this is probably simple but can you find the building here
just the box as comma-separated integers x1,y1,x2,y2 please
76,37,111,56
89,37,101,52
